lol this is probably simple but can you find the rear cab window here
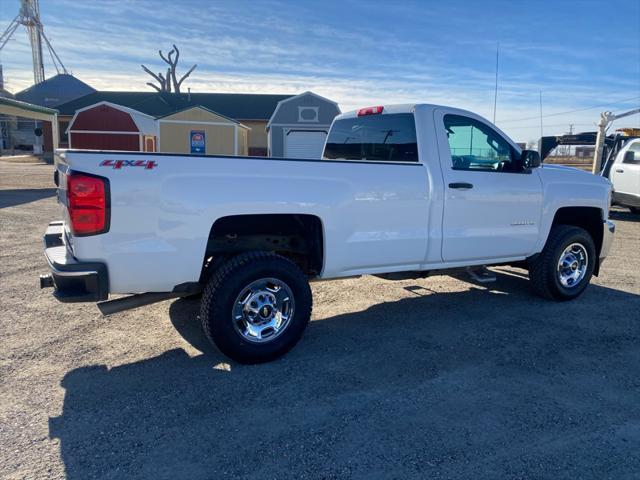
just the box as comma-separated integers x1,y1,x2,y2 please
323,113,418,162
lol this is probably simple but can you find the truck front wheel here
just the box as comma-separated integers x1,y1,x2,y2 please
528,225,596,301
200,251,312,364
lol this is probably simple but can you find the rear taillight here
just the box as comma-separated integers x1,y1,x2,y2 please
67,172,109,236
357,105,384,116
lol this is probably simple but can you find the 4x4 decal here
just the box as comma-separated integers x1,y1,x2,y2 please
100,160,157,170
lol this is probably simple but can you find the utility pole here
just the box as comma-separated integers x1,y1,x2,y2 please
539,91,543,138
566,124,574,156
492,43,499,124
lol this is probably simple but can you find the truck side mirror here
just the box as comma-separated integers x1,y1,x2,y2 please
520,150,541,170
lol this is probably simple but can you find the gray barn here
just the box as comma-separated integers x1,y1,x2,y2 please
267,91,340,159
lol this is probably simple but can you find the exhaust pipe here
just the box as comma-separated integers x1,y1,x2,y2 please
40,274,54,288
97,292,184,316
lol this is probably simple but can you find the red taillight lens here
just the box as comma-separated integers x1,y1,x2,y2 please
67,173,108,236
357,105,384,116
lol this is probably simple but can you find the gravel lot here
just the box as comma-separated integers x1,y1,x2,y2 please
1,160,639,479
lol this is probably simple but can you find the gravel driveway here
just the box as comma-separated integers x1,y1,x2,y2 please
1,160,639,479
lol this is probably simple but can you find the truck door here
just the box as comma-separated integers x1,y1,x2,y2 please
610,140,640,203
434,109,544,262
322,110,429,275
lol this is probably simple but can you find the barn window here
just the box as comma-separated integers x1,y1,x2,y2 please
298,106,319,123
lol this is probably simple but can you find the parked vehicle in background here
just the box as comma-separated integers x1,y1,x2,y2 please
41,103,615,363
607,138,640,213
540,127,640,214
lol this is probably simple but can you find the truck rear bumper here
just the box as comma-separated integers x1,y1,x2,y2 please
41,222,109,302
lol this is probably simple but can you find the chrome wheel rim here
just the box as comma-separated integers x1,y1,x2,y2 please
232,277,295,343
557,243,588,288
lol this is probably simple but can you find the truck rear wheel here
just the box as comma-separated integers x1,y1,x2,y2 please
200,251,312,364
528,225,596,301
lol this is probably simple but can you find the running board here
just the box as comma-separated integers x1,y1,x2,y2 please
97,282,202,316
466,266,496,283
97,292,184,316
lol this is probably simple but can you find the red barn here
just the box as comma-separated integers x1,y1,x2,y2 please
67,101,157,151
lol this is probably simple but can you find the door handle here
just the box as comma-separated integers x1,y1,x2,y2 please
615,168,624,173
448,182,474,189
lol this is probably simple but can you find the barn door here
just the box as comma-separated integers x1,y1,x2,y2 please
144,136,156,152
285,130,327,159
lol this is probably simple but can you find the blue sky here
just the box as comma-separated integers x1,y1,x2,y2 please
1,0,639,141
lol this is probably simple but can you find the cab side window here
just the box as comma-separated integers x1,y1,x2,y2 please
623,142,640,164
444,114,518,172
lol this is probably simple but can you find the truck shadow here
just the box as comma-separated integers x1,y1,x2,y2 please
50,271,640,479
609,209,640,223
0,188,56,208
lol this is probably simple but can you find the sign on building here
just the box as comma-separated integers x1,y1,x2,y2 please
190,130,205,154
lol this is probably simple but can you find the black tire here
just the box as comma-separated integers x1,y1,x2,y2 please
528,225,596,301
200,251,312,364
630,207,640,214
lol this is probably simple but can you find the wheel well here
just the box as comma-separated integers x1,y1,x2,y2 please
551,206,603,272
200,214,324,281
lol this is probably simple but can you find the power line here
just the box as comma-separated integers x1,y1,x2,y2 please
499,95,640,124
505,123,595,130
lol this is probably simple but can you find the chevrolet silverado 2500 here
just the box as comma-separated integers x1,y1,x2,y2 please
41,104,615,363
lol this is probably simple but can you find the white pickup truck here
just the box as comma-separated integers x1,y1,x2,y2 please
41,103,615,363
607,137,640,213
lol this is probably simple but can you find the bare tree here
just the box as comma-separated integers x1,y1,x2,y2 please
141,45,197,94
